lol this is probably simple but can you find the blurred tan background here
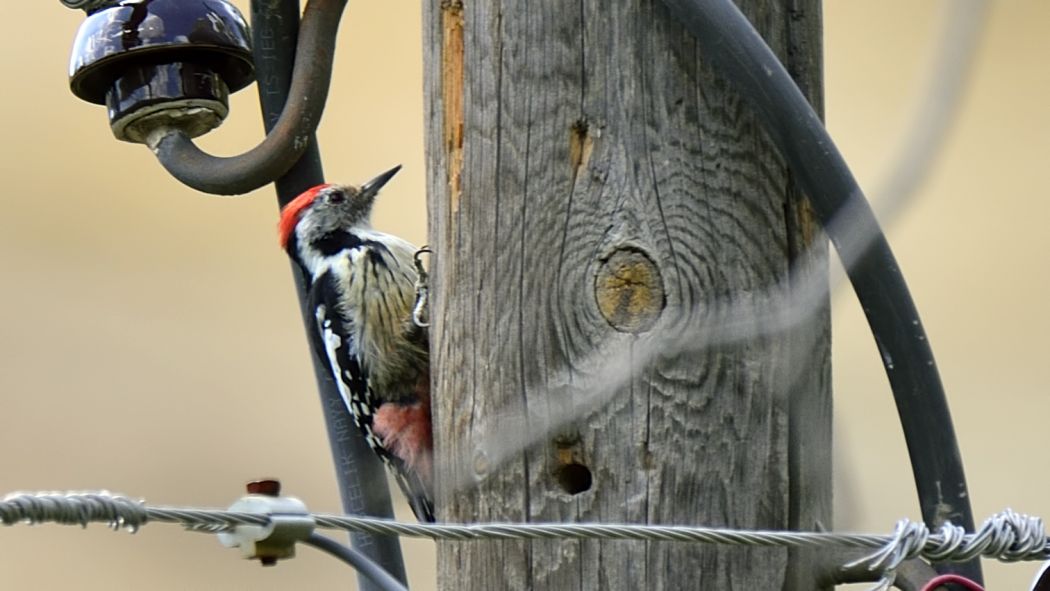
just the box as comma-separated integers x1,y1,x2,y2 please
0,1,1046,589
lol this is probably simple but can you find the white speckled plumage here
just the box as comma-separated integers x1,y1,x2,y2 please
281,168,434,522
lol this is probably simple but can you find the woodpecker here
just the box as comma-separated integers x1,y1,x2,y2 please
279,165,434,522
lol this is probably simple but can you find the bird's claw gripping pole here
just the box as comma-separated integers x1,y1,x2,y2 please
412,247,432,329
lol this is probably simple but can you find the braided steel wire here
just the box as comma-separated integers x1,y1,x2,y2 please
2,491,1047,567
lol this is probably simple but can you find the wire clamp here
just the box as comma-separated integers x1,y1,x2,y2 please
216,481,315,565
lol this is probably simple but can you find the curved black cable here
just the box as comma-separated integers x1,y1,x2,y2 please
149,0,348,195
304,533,409,591
658,0,981,582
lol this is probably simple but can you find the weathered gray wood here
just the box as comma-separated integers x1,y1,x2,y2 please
423,0,830,588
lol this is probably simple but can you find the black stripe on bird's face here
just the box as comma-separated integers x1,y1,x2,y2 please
312,231,394,269
313,230,365,257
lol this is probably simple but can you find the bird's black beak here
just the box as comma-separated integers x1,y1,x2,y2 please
360,165,402,200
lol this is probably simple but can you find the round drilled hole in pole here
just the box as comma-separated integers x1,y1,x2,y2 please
594,247,665,333
555,463,593,495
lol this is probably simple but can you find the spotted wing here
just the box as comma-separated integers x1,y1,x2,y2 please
306,270,436,522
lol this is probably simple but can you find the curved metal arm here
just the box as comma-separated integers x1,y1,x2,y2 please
148,0,348,195
657,0,981,583
60,0,115,11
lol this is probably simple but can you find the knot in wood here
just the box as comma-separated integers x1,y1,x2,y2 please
594,247,665,333
472,448,491,480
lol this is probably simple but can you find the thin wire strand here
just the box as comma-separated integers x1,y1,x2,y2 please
920,574,985,591
867,0,989,222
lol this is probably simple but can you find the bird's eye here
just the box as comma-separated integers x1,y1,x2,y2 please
327,192,345,204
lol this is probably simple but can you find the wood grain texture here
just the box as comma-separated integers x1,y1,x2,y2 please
423,0,830,588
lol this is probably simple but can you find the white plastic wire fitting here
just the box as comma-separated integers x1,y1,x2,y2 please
216,494,315,564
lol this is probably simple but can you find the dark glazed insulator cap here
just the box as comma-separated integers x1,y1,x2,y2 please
68,0,254,142
69,0,254,103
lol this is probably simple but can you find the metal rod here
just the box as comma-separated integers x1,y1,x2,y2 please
250,0,408,588
657,0,981,582
150,0,347,196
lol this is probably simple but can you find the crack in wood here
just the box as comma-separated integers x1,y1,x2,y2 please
569,118,595,188
441,0,465,212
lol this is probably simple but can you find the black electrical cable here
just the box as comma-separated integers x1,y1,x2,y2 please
657,0,982,582
304,533,410,591
250,1,408,588
151,0,347,195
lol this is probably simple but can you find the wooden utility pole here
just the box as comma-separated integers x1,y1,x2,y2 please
423,1,829,588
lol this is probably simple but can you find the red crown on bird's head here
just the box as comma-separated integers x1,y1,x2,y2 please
278,183,333,250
